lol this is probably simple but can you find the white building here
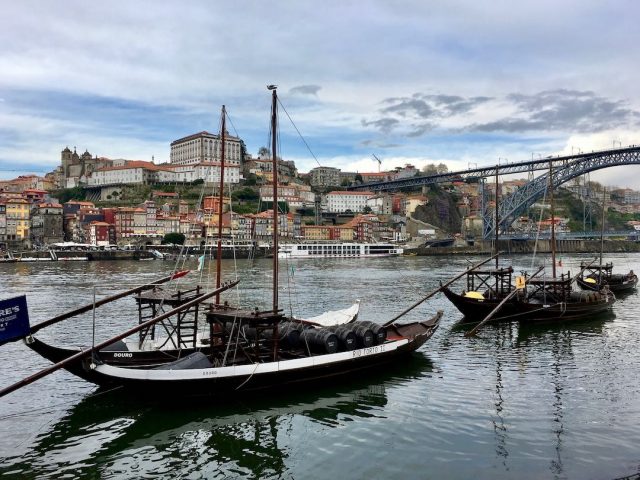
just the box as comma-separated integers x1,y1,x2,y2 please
325,191,374,213
88,161,175,186
172,162,241,184
170,131,243,166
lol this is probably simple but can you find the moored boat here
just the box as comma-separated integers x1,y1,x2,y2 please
278,242,403,259
577,262,638,294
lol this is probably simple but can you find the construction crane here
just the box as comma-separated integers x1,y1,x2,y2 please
372,154,382,173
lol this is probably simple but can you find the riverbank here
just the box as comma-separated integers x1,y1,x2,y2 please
1,249,155,262
407,239,640,255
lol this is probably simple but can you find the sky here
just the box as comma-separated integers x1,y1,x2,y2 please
1,0,639,188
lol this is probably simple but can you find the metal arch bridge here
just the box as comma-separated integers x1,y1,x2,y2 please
347,145,640,239
488,146,640,239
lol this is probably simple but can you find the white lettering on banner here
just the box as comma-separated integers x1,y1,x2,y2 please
352,344,386,358
0,306,20,317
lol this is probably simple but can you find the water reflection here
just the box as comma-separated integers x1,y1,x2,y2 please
1,354,434,479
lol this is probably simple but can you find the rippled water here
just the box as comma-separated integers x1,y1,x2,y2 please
1,253,639,479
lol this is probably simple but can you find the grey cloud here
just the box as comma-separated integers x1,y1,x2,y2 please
367,88,640,137
289,85,322,96
382,98,434,119
365,91,492,136
407,123,435,137
471,89,639,133
361,117,399,134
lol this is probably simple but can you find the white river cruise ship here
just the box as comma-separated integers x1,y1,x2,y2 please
278,242,403,259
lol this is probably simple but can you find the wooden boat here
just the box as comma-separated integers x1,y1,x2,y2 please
576,188,637,294
442,271,615,323
26,310,441,394
577,262,638,293
444,162,616,326
0,87,442,399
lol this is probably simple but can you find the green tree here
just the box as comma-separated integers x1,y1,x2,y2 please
55,186,86,203
243,173,258,186
162,232,186,245
232,187,259,202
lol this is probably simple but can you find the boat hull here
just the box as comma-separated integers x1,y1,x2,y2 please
442,287,614,323
577,274,638,294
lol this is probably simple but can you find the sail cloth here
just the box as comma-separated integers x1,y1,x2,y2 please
297,300,360,327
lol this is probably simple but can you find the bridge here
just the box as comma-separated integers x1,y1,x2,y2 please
348,145,640,239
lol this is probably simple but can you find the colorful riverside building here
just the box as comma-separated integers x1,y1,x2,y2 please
31,203,64,247
1,198,31,249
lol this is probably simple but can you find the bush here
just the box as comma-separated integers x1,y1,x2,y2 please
162,232,186,245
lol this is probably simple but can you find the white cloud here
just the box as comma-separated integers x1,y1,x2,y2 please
1,0,640,187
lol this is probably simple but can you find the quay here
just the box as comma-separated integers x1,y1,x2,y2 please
407,239,640,256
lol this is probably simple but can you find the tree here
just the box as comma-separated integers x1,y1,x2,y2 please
243,173,258,186
258,146,270,158
355,173,363,183
232,187,259,202
55,186,86,203
162,232,185,245
363,206,373,214
422,164,438,176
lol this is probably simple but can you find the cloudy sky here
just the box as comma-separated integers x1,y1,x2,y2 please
1,0,639,187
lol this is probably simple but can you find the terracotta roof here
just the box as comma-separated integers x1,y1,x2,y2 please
38,203,63,208
95,161,174,173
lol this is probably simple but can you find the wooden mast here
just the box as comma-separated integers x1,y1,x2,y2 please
215,106,226,304
495,166,499,270
269,86,279,313
549,161,557,279
600,187,606,269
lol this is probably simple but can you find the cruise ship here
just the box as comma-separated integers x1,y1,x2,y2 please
278,242,403,259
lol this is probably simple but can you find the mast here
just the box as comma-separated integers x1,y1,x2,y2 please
215,106,226,304
269,86,279,313
549,161,557,279
495,166,499,270
600,187,606,268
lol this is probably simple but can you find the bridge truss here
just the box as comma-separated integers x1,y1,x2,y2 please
347,146,640,239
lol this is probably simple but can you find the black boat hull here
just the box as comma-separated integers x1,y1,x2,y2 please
442,287,614,323
577,275,638,294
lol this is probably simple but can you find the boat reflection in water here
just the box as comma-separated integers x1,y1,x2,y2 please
0,354,434,479
453,314,615,478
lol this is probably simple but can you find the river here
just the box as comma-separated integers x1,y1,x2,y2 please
0,253,639,479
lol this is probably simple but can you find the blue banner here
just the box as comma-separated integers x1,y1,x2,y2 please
0,295,30,343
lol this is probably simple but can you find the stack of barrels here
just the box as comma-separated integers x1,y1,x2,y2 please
224,320,388,355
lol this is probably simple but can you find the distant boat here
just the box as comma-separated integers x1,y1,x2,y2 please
577,262,638,294
278,242,402,259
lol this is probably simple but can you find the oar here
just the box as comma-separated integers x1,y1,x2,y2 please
465,266,544,337
383,252,500,327
0,280,238,399
27,270,190,336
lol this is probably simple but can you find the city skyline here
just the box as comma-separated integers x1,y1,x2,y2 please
1,1,639,187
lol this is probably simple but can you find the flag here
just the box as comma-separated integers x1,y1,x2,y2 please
0,295,30,344
197,254,206,271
